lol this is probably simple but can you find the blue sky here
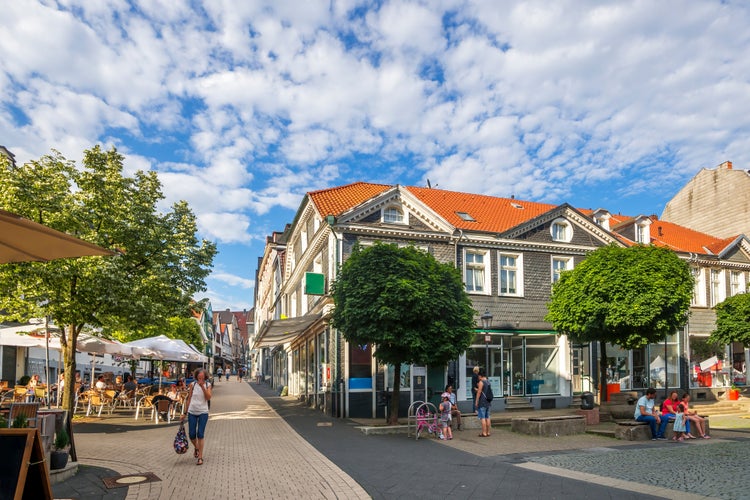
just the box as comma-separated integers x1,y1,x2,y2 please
2,1,749,310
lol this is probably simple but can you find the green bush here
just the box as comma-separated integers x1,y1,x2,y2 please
54,427,70,450
11,415,28,428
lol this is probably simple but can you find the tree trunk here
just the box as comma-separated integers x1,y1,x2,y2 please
61,324,80,461
599,340,608,404
388,363,401,425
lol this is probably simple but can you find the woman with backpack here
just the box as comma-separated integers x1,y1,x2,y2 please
474,368,492,437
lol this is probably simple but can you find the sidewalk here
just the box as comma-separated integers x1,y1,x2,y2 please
53,380,368,499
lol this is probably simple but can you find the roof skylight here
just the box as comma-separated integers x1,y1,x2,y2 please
455,211,476,221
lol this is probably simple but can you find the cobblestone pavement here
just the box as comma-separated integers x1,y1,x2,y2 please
258,386,750,500
523,439,749,500
55,382,750,500
56,380,368,499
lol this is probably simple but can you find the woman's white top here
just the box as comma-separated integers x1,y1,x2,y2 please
188,382,211,415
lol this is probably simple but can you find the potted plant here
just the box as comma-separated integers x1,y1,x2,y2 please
728,384,741,401
50,427,70,470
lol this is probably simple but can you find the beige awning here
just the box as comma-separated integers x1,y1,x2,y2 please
253,314,322,348
0,209,116,263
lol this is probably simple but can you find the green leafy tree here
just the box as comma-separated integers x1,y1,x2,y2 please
546,244,693,402
0,147,216,450
710,292,750,347
331,243,476,424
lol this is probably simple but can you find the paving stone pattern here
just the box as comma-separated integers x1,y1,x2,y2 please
526,440,749,500
66,380,369,499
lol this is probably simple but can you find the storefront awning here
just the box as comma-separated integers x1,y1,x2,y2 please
253,314,322,348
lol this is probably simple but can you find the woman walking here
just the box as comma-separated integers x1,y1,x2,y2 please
181,367,212,465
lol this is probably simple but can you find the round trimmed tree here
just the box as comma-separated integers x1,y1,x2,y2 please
332,243,476,424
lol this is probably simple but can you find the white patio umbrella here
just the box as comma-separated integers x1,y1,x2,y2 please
124,335,206,387
0,324,63,349
76,333,138,386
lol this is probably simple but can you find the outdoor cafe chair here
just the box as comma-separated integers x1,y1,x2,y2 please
74,391,92,414
153,399,173,424
33,387,48,405
13,386,29,403
7,402,40,428
86,392,114,417
116,390,136,410
135,395,154,420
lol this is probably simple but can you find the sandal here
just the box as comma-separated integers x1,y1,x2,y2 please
702,435,711,439
196,458,203,465
194,449,199,458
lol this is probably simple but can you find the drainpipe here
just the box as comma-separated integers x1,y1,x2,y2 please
327,215,345,418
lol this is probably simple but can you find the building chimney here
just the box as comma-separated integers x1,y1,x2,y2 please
719,161,733,170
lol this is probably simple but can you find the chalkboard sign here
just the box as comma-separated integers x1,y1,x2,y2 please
0,428,53,500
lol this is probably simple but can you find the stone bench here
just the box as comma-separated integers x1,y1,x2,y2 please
615,417,710,441
511,415,585,436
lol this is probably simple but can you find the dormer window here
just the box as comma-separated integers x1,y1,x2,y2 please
592,209,611,231
634,216,652,244
383,206,404,224
550,218,572,243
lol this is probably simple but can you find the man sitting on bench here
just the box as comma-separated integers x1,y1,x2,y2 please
634,387,668,440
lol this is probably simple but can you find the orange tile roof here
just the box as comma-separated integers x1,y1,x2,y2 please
307,182,737,256
308,182,558,233
406,186,558,233
647,218,733,254
309,182,391,217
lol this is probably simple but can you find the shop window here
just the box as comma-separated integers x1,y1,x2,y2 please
689,337,731,388
605,344,631,390
386,363,411,391
524,336,559,394
349,343,372,389
648,334,679,389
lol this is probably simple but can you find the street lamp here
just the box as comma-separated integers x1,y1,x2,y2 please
481,309,493,372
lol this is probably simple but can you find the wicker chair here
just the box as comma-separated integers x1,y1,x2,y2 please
86,392,115,417
135,395,154,420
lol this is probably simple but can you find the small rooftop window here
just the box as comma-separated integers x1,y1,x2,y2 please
455,211,476,222
510,202,524,209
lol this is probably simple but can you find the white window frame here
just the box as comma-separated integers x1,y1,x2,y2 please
550,218,572,243
498,252,523,296
691,267,707,307
382,206,405,224
635,224,648,244
464,249,490,294
730,270,746,297
710,269,726,307
551,256,574,283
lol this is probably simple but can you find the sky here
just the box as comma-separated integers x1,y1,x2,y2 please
2,0,749,311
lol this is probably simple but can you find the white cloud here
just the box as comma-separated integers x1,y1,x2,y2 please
4,0,750,307
210,272,255,289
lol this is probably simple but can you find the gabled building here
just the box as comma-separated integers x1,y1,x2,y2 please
191,300,215,374
253,182,750,418
213,309,237,371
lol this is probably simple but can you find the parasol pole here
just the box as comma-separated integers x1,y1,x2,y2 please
45,315,51,409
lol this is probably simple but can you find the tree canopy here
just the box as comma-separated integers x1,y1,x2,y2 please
546,244,693,400
710,292,750,347
0,146,215,447
331,242,476,423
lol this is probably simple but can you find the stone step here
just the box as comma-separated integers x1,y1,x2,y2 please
504,397,534,411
